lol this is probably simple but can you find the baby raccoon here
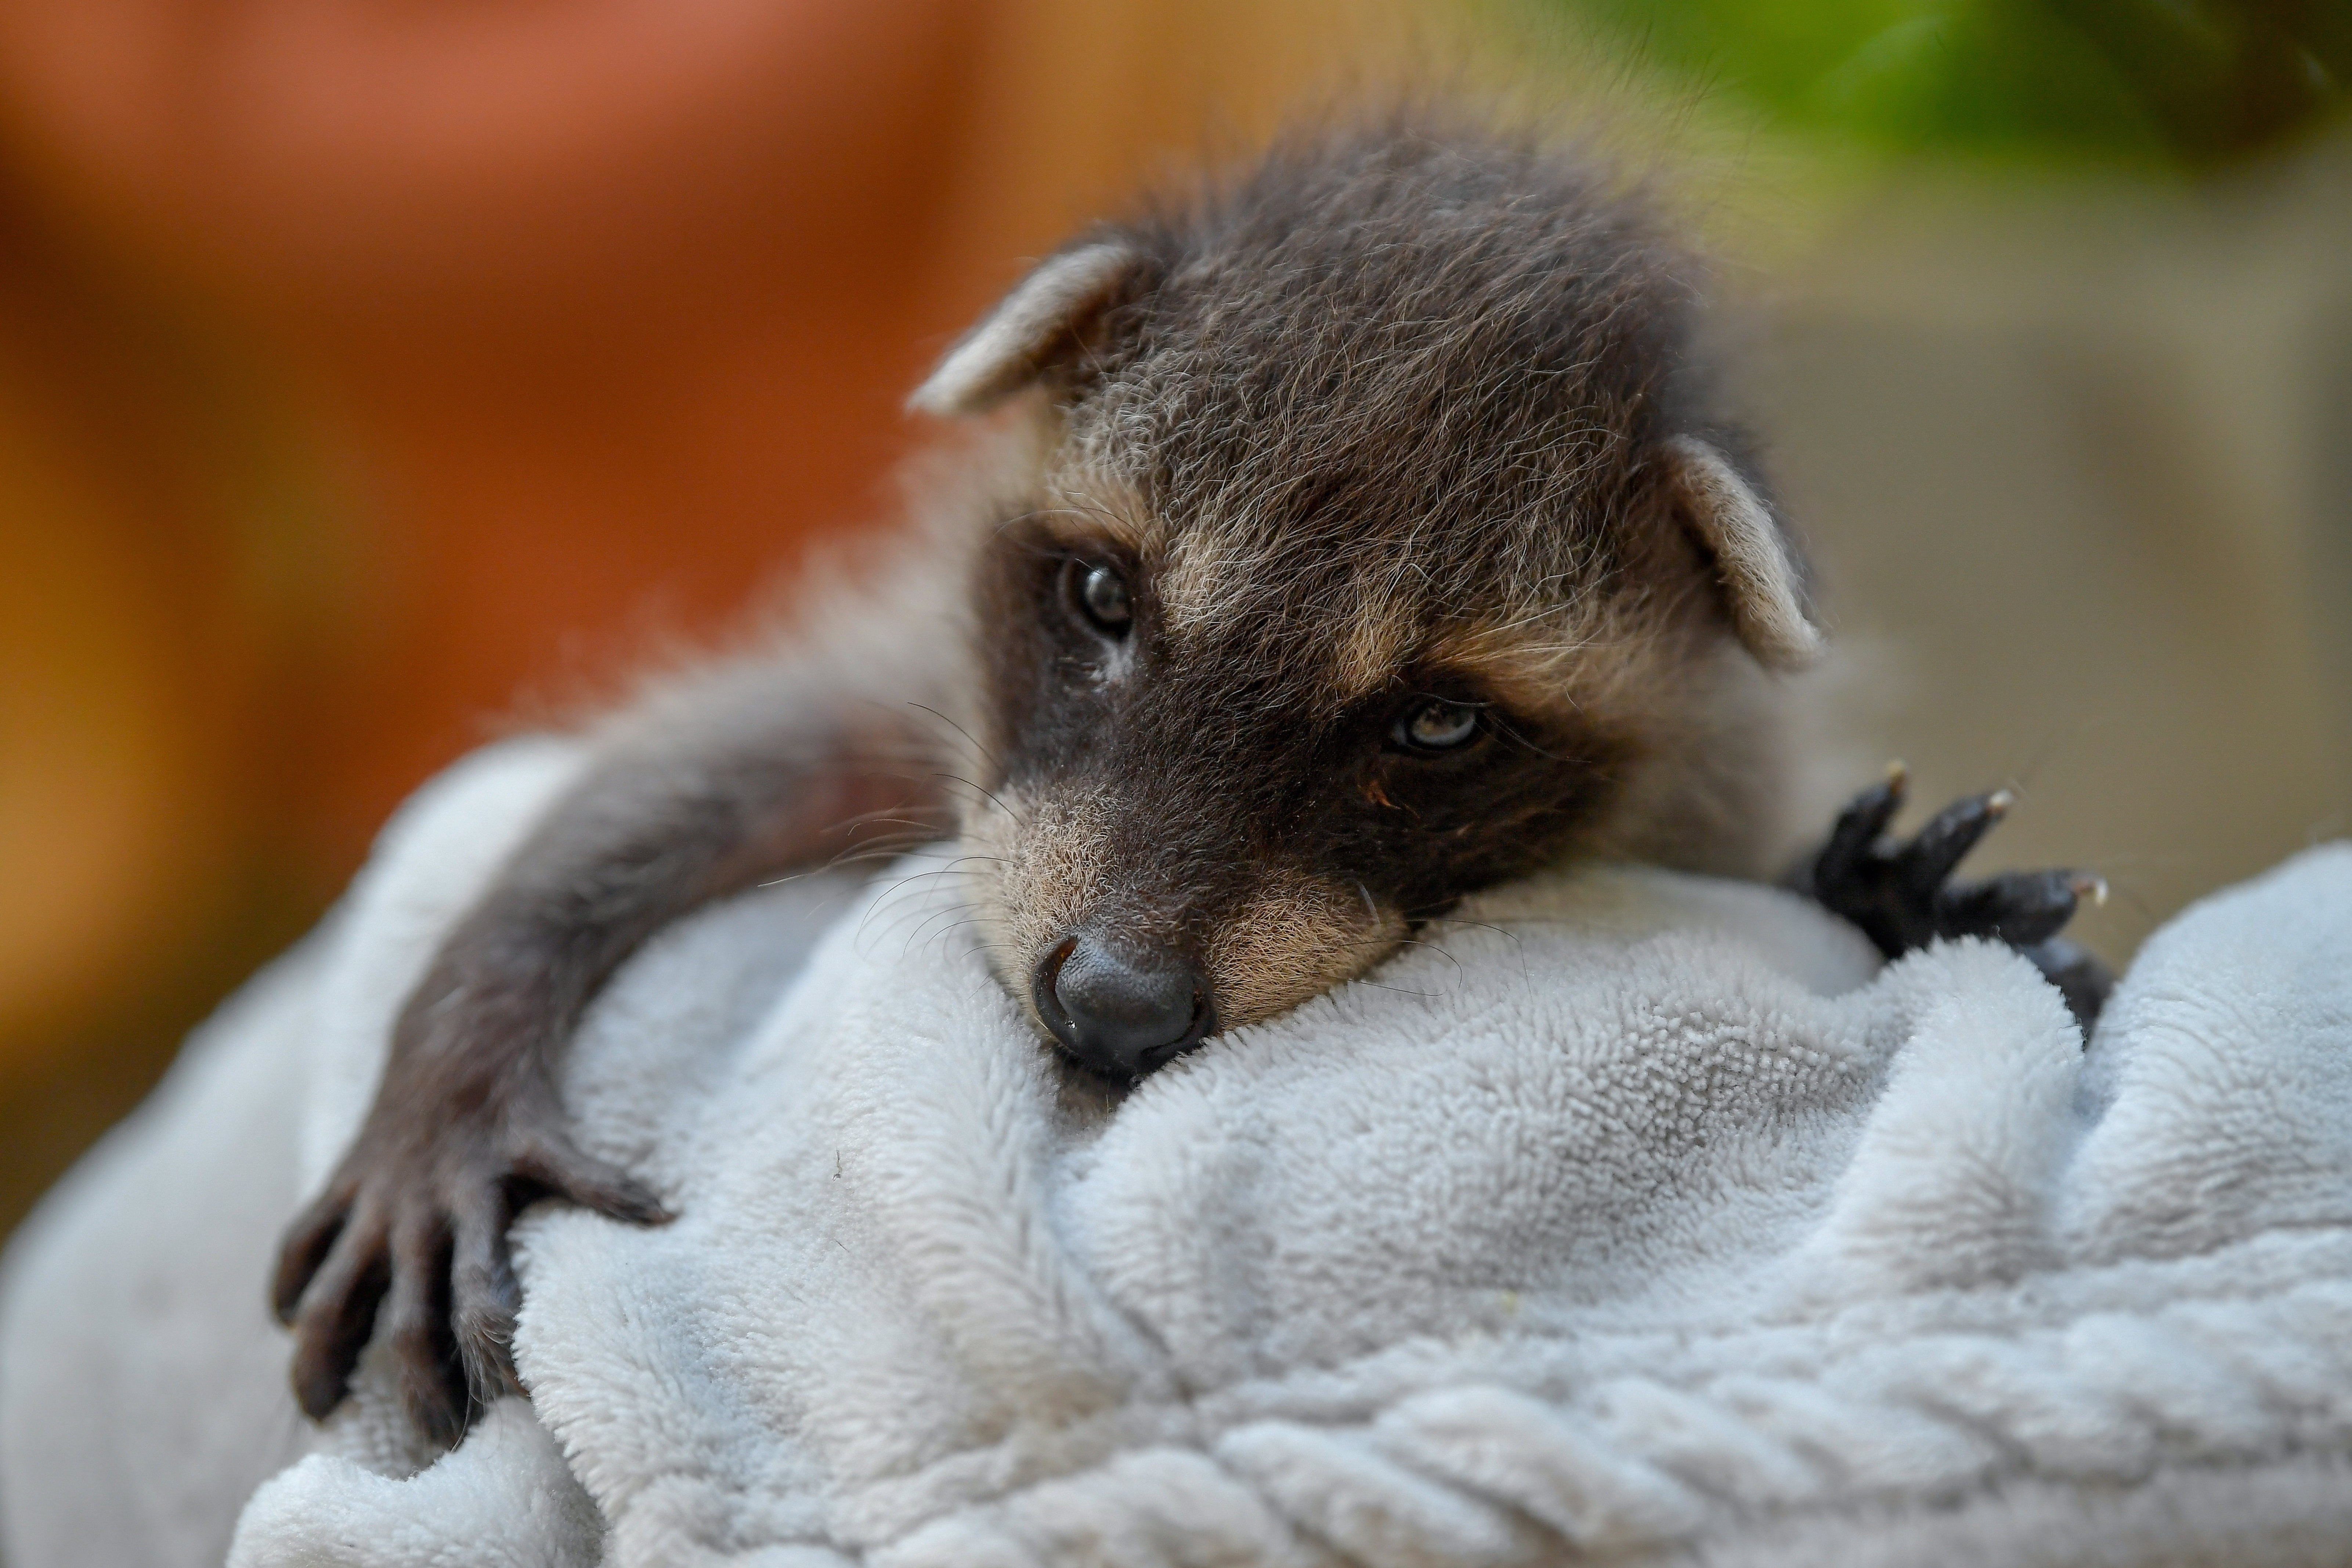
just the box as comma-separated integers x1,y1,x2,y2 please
271,119,2106,1446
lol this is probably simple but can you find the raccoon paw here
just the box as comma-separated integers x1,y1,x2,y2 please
1799,765,2112,1029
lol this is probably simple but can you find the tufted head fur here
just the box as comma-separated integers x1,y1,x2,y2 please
915,118,1823,1064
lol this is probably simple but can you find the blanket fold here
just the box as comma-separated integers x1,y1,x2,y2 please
5,739,2349,1568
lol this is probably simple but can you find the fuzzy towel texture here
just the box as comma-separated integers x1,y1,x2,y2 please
5,739,2352,1568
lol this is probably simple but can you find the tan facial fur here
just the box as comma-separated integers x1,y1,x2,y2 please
1205,870,1405,1029
962,771,1407,1036
962,785,1109,1000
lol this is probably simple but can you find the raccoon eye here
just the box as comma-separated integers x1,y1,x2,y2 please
1063,559,1132,637
1393,698,1481,754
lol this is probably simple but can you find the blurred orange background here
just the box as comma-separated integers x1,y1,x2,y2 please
0,0,1468,1230
2,0,2346,1236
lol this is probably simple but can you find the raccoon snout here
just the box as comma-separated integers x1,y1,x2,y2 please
1032,932,1213,1081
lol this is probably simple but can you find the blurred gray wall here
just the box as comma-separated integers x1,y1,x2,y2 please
1735,135,2352,965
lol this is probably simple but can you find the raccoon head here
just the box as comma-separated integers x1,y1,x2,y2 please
912,126,1822,1081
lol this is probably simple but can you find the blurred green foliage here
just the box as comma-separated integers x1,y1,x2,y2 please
1543,0,2350,166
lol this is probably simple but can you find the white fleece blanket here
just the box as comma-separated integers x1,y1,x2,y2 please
5,739,2352,1568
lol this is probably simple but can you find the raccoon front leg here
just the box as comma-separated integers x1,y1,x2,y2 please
1793,765,2114,1029
269,626,961,1448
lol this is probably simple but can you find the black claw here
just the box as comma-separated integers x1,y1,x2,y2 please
414,1319,470,1450
272,1203,346,1327
1898,791,2008,895
400,1352,467,1452
391,1277,466,1449
290,1238,389,1421
1815,765,1908,894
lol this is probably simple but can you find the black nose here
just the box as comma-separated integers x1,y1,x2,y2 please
1033,935,1212,1080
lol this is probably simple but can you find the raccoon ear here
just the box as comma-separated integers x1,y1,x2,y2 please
1661,435,1826,671
908,242,1145,417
